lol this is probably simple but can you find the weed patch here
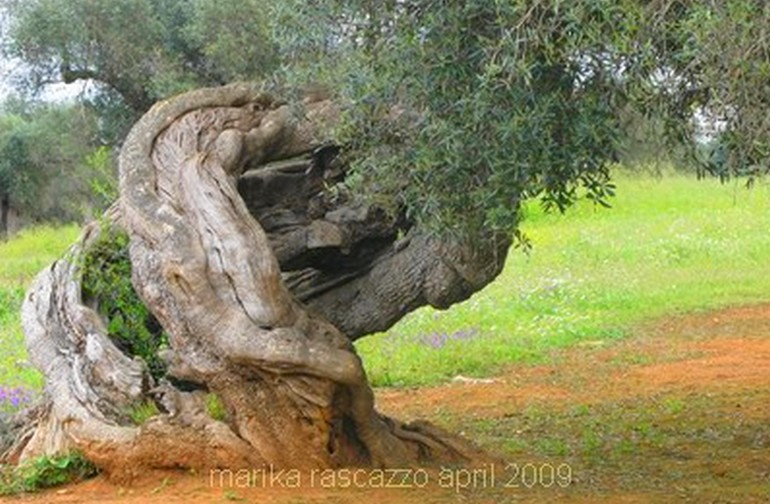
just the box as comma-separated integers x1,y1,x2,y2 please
205,393,227,421
0,452,97,495
127,400,160,425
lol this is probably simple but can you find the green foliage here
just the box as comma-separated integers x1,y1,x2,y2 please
205,393,227,421
356,172,770,386
5,0,769,239
127,400,160,424
271,1,770,237
84,146,119,212
0,114,41,221
5,0,168,111
3,0,278,113
0,99,108,228
0,452,97,495
184,0,278,83
679,1,770,179
80,226,168,380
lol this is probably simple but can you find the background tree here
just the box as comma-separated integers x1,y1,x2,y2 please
0,99,105,236
3,0,278,119
2,0,769,477
2,0,282,226
0,114,37,238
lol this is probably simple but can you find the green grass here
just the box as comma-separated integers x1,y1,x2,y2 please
0,225,80,392
356,172,770,386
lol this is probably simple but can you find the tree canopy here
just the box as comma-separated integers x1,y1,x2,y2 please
5,0,768,239
3,0,278,119
270,0,770,236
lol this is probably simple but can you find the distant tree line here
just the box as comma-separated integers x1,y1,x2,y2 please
0,0,281,236
0,97,116,237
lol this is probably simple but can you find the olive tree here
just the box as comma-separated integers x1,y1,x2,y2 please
2,0,768,477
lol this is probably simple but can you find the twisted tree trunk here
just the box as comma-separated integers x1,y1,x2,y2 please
3,84,509,480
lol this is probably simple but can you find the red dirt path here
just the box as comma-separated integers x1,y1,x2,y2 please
4,304,770,504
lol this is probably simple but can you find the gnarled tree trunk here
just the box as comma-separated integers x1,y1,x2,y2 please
3,84,509,479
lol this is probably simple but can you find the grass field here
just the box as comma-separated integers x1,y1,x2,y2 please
1,173,770,399
356,172,770,386
0,225,80,398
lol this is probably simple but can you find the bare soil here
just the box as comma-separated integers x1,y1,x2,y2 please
4,304,770,503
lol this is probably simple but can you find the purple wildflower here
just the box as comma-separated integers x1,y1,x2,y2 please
0,385,36,414
423,332,446,349
419,328,479,349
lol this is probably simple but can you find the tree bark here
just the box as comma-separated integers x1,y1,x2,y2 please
1,194,9,239
3,84,509,479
